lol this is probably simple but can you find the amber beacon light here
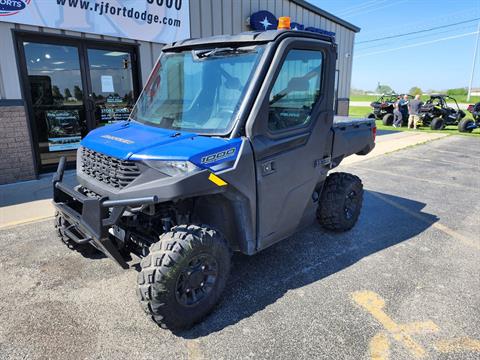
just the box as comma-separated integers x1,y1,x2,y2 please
277,16,291,30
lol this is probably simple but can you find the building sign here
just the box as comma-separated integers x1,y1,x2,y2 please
0,0,190,43
249,10,335,38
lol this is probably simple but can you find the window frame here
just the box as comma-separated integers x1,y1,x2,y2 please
267,48,324,133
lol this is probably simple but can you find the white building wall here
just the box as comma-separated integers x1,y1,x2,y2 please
0,0,357,103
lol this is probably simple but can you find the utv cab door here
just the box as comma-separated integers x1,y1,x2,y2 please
246,37,337,250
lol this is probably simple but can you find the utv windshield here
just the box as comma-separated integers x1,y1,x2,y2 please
130,45,265,134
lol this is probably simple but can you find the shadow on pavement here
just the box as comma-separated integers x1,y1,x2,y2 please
0,170,77,207
377,129,399,136
176,190,438,338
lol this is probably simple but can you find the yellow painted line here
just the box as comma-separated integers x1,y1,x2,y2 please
185,340,204,360
352,290,438,359
208,173,228,187
0,215,54,230
370,333,389,360
435,337,480,353
369,192,480,251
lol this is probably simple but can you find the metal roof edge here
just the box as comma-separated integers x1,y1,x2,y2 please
290,0,361,33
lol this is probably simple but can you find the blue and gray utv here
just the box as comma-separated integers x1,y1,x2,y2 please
53,30,376,330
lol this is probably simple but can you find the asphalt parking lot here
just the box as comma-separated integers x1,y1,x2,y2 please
0,135,479,360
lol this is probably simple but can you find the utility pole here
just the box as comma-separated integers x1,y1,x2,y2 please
467,21,480,102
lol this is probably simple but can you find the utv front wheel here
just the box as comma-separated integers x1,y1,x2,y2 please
458,118,474,133
382,113,394,126
137,225,231,330
54,212,94,253
430,117,445,130
317,172,363,232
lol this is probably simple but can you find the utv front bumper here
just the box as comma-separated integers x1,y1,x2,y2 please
52,157,158,269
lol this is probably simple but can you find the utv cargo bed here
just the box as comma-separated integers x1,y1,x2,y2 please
331,117,376,164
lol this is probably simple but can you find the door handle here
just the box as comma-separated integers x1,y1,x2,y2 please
261,161,276,176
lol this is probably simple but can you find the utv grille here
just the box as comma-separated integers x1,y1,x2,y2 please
80,147,140,189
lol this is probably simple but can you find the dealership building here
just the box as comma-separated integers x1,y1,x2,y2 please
0,0,359,184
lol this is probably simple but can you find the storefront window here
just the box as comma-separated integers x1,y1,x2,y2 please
87,49,135,127
23,42,86,166
20,36,139,172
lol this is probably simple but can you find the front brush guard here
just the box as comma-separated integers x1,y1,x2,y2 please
52,157,157,269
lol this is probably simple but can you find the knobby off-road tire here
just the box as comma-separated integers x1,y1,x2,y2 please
317,172,363,232
430,117,445,130
367,113,376,119
137,225,231,330
382,113,394,126
458,118,474,133
54,211,93,253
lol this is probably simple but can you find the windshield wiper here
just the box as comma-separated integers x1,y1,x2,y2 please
196,47,254,58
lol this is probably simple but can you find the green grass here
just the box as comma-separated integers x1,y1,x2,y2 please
350,94,480,104
348,106,480,137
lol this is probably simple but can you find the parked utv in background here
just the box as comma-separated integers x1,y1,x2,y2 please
419,94,466,130
458,102,480,133
368,93,399,125
52,30,376,331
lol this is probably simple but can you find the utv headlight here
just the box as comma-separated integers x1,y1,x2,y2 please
145,160,199,177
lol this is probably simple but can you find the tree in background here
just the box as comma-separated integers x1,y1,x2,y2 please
52,86,63,100
64,88,72,99
73,85,83,101
446,87,468,96
376,84,394,95
409,86,422,96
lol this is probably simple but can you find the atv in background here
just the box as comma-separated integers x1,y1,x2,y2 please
419,94,466,130
458,102,480,133
367,93,399,125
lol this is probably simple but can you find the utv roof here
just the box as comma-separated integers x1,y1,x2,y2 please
163,30,335,51
430,94,448,98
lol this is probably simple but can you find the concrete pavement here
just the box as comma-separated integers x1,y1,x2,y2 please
0,131,448,229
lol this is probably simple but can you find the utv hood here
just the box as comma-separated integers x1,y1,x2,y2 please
80,121,242,169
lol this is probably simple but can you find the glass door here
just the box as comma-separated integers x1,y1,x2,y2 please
22,42,87,167
17,33,140,173
86,48,137,128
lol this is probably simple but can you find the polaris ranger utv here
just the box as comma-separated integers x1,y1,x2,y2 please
53,29,376,330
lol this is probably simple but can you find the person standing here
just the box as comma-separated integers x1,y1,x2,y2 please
399,94,409,126
408,94,423,130
393,97,403,128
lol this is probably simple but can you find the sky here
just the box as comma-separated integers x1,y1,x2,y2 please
311,0,480,93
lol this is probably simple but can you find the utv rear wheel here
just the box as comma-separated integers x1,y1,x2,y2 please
317,172,363,232
458,118,474,133
137,225,231,330
367,113,376,119
430,117,445,130
382,113,394,126
54,212,93,253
